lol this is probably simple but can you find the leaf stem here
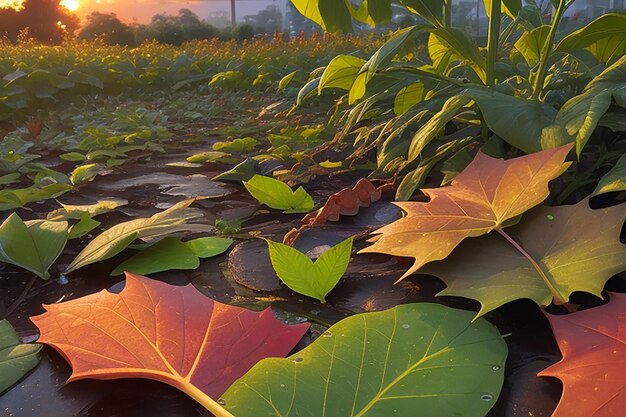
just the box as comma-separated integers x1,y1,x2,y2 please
495,228,566,304
2,274,38,319
180,382,236,417
486,0,501,87
531,0,566,100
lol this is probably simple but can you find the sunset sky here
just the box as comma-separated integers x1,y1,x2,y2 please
2,0,283,23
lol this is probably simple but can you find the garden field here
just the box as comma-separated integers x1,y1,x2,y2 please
0,1,625,417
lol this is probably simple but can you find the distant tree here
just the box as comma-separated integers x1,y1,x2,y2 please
79,12,134,45
243,5,282,33
139,9,220,45
0,0,79,43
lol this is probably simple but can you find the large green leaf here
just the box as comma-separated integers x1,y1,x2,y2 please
222,303,507,417
0,214,68,279
243,175,314,214
266,237,352,303
555,56,626,155
408,94,472,162
514,25,550,67
360,25,428,82
394,82,425,115
484,0,521,19
47,198,128,221
291,0,391,32
400,0,445,27
111,236,233,276
428,28,487,83
591,154,626,197
319,55,366,93
65,199,211,274
0,320,41,393
425,199,626,316
464,87,570,153
554,13,626,57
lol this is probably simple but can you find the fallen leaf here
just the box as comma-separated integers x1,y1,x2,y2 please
539,292,626,417
64,199,211,274
266,237,353,302
0,319,41,393
243,174,314,214
360,144,573,280
47,198,128,221
111,237,233,276
424,199,626,315
0,214,68,279
31,273,309,415
222,303,507,417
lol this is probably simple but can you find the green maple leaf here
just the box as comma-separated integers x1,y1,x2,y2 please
424,198,626,317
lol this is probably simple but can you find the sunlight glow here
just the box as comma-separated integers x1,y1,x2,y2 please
0,0,24,10
60,0,79,11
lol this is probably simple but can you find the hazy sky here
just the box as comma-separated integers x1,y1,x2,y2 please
80,0,284,23
1,0,284,23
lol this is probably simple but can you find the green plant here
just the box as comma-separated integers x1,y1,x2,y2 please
243,174,314,213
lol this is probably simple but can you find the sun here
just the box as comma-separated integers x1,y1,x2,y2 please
60,0,79,11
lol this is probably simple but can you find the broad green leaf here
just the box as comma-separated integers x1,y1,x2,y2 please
186,236,233,258
0,320,41,393
187,151,232,163
441,143,476,185
428,28,487,83
212,159,259,182
394,82,424,115
514,25,550,67
0,173,20,186
400,0,444,27
212,137,260,153
243,175,314,214
554,14,626,56
408,95,471,162
278,71,297,91
0,183,72,211
361,26,427,82
47,198,128,221
68,213,101,239
266,237,352,303
463,87,569,153
591,154,626,197
555,56,626,155
587,34,626,65
484,0,521,19
222,303,507,417
70,163,106,186
59,152,86,162
111,237,199,276
0,214,68,279
65,199,211,274
296,76,321,106
348,72,368,104
291,0,353,32
425,199,626,316
318,55,366,93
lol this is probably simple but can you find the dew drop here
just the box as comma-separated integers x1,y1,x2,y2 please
322,332,333,337
280,384,285,388
217,399,226,405
546,214,555,220
481,393,494,401
402,324,410,329
492,365,501,371
292,357,304,363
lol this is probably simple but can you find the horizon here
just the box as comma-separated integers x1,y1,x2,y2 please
0,0,285,24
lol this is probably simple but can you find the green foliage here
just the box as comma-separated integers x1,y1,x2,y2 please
243,175,314,214
266,237,352,302
0,320,41,393
0,214,68,279
591,154,626,197
223,303,507,416
111,236,232,276
65,199,211,274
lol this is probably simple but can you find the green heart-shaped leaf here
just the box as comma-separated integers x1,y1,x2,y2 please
266,237,352,302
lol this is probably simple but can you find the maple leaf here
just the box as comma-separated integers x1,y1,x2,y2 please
31,273,309,416
360,144,573,280
538,292,626,417
424,199,626,315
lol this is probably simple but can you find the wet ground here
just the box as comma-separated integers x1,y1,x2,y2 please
1,128,625,417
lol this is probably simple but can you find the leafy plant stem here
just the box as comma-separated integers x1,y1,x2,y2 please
3,274,37,319
178,381,235,417
495,228,566,304
531,0,567,100
486,0,501,87
444,0,452,27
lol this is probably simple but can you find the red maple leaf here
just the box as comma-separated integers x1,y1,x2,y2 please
539,292,626,417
